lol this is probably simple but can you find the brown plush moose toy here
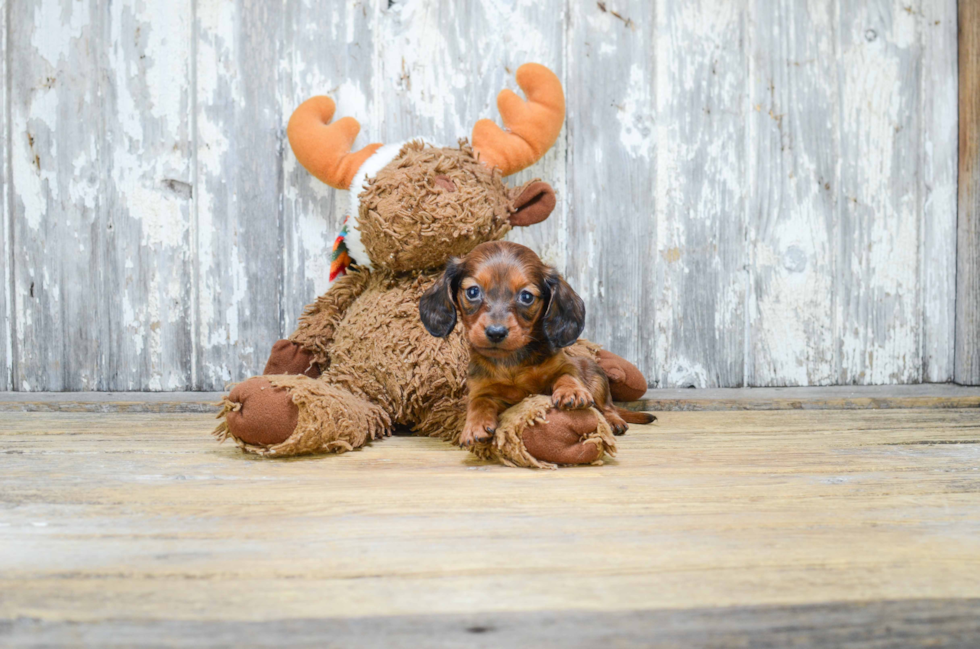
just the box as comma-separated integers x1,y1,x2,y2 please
214,63,648,468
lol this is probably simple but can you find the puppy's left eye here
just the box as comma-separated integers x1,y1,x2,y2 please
518,290,535,305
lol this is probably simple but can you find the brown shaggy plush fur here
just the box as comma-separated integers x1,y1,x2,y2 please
215,141,641,466
294,268,470,440
358,142,514,272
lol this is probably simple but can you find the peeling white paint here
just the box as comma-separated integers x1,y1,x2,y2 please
31,0,88,68
3,0,960,390
616,65,654,159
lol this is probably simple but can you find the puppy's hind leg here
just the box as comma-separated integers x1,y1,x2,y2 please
572,356,629,435
602,405,630,436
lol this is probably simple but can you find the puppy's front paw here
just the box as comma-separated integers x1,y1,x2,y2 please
460,416,497,447
551,384,594,410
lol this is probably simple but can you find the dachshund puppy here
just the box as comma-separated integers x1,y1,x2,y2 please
420,241,655,447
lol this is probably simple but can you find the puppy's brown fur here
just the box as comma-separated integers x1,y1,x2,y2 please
421,241,654,447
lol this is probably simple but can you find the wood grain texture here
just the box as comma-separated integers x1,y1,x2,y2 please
920,0,958,382
957,0,980,385
1,409,979,641
746,0,837,386
625,383,980,411
567,1,656,380
104,0,195,390
194,0,285,390
4,600,979,648
655,0,747,387
837,0,924,384
0,0,963,390
9,0,107,390
1,0,9,393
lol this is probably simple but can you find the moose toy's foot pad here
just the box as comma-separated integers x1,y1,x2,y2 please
216,377,299,448
469,395,616,469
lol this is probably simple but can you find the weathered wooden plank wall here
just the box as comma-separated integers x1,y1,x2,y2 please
957,0,980,384
0,0,9,392
0,0,963,391
566,0,655,383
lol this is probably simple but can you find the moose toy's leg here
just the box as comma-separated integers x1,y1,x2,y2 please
215,375,391,457
213,338,321,448
594,350,648,402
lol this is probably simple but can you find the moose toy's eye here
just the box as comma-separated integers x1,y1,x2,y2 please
518,290,535,305
465,286,481,301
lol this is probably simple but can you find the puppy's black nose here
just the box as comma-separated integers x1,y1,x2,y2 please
485,325,508,343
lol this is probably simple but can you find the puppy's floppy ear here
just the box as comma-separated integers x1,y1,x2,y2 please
542,267,585,348
419,258,463,337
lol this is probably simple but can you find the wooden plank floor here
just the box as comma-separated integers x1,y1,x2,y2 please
2,406,980,647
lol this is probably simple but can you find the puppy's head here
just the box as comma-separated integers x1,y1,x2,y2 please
419,241,585,359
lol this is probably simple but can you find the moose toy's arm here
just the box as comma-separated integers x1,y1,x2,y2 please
268,267,372,375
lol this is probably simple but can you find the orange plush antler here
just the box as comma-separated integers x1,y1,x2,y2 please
287,96,382,190
471,63,565,176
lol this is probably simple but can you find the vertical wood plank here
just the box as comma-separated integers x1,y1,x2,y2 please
566,1,656,380
103,0,194,390
919,0,957,383
956,0,980,384
280,0,377,333
9,0,106,390
837,0,922,384
745,0,837,386
195,0,284,390
1,0,9,391
375,0,567,272
655,0,748,387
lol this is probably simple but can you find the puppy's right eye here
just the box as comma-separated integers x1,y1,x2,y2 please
465,286,481,300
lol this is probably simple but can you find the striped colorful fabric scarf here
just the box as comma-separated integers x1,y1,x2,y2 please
329,217,353,282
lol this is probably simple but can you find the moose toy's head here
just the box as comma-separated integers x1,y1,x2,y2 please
287,64,564,276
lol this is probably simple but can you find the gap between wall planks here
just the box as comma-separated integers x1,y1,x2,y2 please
957,0,980,385
0,0,965,391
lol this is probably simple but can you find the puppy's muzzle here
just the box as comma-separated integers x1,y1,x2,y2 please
484,325,509,343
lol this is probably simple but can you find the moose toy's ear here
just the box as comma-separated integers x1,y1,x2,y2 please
542,268,586,348
287,95,383,190
509,181,556,227
419,259,463,338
